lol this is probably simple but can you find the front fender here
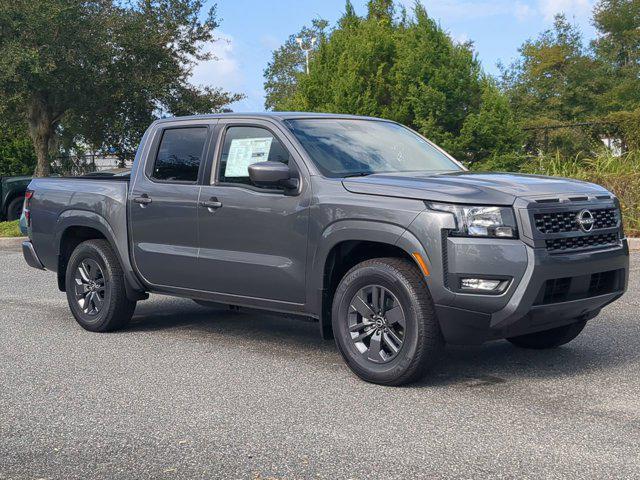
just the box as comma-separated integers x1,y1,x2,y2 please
307,219,432,321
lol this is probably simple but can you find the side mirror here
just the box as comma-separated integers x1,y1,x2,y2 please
248,161,298,190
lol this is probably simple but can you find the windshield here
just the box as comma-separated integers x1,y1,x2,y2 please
284,118,463,178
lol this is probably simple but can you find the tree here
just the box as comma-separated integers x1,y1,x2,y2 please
500,15,610,155
263,19,328,111
389,3,484,156
289,1,397,117
457,80,523,162
0,122,36,176
592,0,640,112
0,0,242,176
265,1,518,162
501,15,605,124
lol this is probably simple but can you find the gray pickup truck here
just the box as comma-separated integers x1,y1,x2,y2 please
22,113,629,385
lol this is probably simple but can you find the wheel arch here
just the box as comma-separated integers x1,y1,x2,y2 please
310,220,431,339
55,211,146,300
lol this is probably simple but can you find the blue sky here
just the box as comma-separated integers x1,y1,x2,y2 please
191,0,597,112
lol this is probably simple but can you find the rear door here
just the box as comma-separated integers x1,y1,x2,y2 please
129,121,214,290
196,119,310,304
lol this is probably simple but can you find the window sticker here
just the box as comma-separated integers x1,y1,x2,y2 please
224,137,273,177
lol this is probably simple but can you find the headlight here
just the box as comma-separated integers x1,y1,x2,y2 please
428,203,518,238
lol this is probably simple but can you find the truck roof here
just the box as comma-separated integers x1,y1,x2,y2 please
152,112,389,125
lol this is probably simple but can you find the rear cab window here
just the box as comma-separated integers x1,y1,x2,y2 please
152,127,208,183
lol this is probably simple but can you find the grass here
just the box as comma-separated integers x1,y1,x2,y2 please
0,220,22,237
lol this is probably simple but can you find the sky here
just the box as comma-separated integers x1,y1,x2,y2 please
191,0,598,112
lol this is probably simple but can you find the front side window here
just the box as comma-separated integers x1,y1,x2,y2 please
217,126,291,187
152,127,208,182
284,119,463,178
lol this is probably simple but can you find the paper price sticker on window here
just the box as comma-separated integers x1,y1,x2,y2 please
224,137,273,177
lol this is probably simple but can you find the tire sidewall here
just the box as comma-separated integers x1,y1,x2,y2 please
332,263,423,383
7,196,24,221
65,242,114,330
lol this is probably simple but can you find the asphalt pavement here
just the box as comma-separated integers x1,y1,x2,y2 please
1,242,639,479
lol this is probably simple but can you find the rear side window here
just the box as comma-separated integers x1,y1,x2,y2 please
152,127,208,182
217,126,291,187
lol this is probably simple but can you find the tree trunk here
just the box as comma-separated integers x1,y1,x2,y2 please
27,96,58,177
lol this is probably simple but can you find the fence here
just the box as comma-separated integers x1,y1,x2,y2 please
522,120,627,156
51,153,136,176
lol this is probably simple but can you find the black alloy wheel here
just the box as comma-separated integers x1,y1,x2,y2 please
73,258,108,316
347,285,406,363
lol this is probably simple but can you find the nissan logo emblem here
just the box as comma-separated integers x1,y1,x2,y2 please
576,209,595,232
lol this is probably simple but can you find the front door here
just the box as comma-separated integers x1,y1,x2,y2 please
197,121,310,304
130,123,212,290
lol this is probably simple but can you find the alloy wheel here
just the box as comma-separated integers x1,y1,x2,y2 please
347,285,406,363
73,259,107,316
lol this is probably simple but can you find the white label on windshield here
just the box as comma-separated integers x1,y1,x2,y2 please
225,137,273,177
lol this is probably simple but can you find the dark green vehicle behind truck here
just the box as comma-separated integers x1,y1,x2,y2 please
0,175,31,221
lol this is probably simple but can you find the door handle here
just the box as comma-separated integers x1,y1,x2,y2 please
133,194,152,205
199,197,223,210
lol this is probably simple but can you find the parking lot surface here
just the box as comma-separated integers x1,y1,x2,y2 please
1,242,639,479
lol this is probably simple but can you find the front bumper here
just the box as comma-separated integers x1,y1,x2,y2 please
434,239,629,344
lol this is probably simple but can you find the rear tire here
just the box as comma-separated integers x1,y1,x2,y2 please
506,320,587,349
6,196,24,221
332,257,443,386
65,239,136,332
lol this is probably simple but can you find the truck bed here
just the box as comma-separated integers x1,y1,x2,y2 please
27,177,131,275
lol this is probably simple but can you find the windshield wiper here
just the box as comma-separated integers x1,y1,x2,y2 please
342,172,373,178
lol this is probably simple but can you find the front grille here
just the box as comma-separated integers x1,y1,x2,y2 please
545,232,620,252
534,208,618,234
534,269,624,305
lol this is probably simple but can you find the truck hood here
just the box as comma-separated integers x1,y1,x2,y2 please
341,171,609,205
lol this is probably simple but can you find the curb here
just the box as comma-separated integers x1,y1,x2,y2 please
629,238,640,251
0,236,27,247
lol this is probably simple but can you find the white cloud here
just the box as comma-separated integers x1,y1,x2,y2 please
514,2,536,21
453,32,470,44
190,32,244,97
398,0,536,21
399,0,594,23
537,0,594,21
260,34,281,51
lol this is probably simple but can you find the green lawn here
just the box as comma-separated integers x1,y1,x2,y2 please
0,220,22,237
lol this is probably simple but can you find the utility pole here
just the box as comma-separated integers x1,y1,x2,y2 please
296,36,317,74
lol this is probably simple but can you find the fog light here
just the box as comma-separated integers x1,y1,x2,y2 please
460,278,507,293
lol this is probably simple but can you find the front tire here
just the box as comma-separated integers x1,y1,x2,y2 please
332,258,443,386
506,320,587,349
65,239,136,332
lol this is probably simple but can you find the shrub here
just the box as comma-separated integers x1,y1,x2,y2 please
469,152,528,172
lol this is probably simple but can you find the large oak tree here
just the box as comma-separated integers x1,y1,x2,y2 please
0,0,242,176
